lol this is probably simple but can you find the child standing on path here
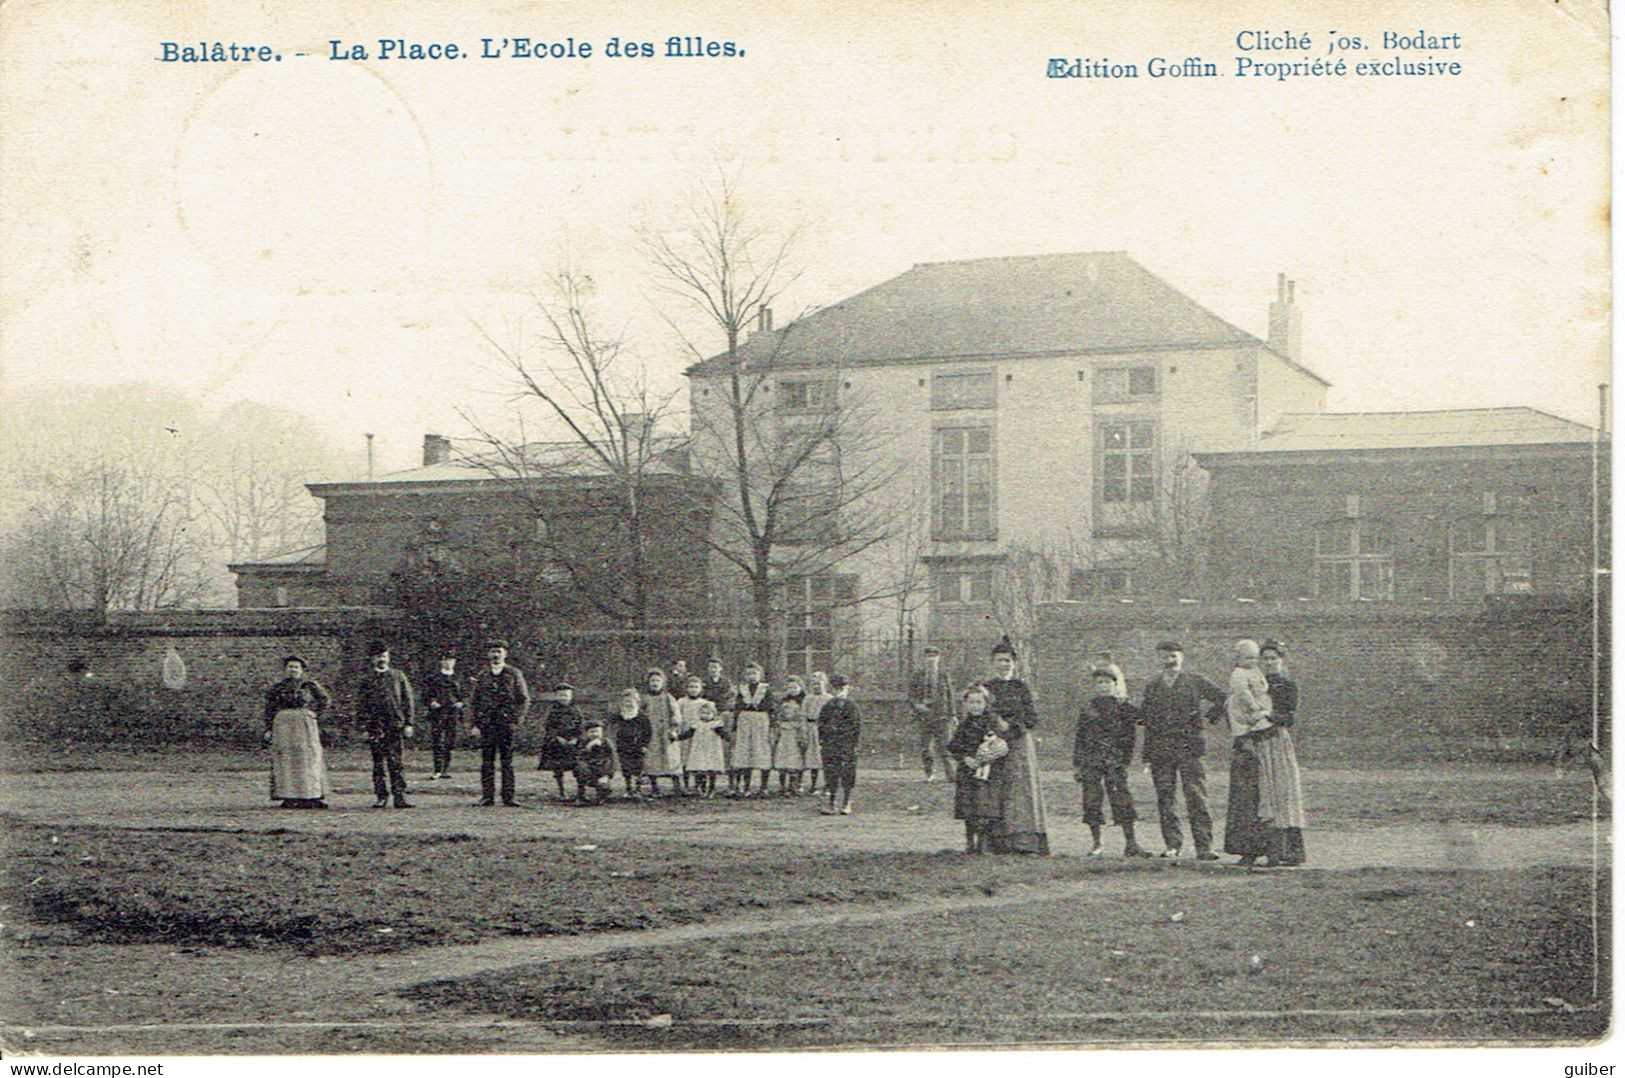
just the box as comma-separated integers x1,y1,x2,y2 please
678,674,727,797
538,681,582,801
817,675,862,816
1075,668,1150,858
946,685,1005,853
609,688,651,801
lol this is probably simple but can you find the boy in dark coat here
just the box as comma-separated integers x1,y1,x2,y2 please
422,649,467,780
1075,669,1149,858
609,688,652,800
573,718,619,804
538,682,583,799
817,675,862,816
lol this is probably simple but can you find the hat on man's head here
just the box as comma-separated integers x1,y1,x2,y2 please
582,717,605,731
282,654,307,668
366,640,390,657
828,674,850,689
922,645,942,657
555,681,574,692
1155,640,1184,654
707,655,723,665
991,634,1018,659
1259,639,1287,657
484,639,509,651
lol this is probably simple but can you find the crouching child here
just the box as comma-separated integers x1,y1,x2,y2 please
1075,668,1149,858
574,718,619,805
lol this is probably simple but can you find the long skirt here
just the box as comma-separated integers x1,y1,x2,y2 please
772,722,807,771
1223,731,1307,864
643,700,680,777
803,723,824,771
986,733,1050,855
269,708,329,800
686,725,728,773
730,710,774,770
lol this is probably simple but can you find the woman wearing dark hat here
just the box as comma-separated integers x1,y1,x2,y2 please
262,656,332,808
1223,639,1308,867
979,635,1050,854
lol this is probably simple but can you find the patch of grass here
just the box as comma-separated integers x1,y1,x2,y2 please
408,866,1609,1049
1,822,1159,955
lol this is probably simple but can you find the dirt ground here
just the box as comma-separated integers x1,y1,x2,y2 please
0,761,1609,1055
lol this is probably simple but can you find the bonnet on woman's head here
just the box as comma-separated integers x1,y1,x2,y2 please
1233,638,1260,661
991,634,1018,660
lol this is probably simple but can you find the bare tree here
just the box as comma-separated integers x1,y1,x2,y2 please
2,446,214,614
645,171,901,666
194,401,335,566
461,267,687,627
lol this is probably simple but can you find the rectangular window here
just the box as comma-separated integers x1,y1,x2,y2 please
1093,365,1158,403
1313,517,1394,599
776,378,836,413
933,425,996,540
934,568,994,606
931,371,997,410
1100,422,1155,503
784,574,854,678
1450,515,1533,597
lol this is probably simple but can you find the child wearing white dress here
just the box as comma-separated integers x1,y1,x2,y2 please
677,675,727,797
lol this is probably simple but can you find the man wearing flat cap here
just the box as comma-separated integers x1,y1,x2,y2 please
908,645,957,782
1138,641,1226,859
354,641,416,809
468,639,531,807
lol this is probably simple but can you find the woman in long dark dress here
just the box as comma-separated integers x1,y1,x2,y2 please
1223,638,1308,866
262,656,332,809
980,635,1050,855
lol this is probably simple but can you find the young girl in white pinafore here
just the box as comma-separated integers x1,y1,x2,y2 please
801,671,832,795
677,674,727,797
729,662,775,797
772,675,810,795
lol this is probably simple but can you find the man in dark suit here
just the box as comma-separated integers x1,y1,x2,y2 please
355,641,416,808
907,645,957,782
1138,640,1226,859
468,639,531,807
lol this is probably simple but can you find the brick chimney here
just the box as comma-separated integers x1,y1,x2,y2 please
1267,272,1303,361
423,433,452,466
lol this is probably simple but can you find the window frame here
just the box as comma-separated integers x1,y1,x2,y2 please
1448,514,1534,597
775,377,838,414
1092,364,1160,404
932,421,998,541
930,370,998,411
1312,515,1396,600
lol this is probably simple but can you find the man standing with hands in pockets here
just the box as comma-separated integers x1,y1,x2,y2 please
1138,641,1226,859
469,639,531,807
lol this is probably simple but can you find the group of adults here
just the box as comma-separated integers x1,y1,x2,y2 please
909,635,1307,866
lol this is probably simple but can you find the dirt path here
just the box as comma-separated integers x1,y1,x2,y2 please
0,766,1606,869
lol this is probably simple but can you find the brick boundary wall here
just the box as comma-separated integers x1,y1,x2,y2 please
1029,595,1608,764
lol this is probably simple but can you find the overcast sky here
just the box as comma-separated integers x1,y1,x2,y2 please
1,0,1609,476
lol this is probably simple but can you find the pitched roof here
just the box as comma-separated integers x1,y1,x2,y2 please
686,252,1320,378
1251,408,1595,452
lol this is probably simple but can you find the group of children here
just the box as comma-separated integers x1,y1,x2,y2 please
531,660,864,815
